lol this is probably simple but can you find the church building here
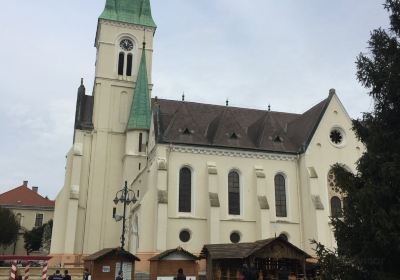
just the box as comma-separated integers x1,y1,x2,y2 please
50,0,363,276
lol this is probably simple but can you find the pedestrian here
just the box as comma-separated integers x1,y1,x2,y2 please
63,270,71,280
175,268,186,280
247,263,257,280
83,268,91,280
116,270,123,280
51,270,63,280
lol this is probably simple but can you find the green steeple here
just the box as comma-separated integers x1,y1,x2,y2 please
127,43,151,131
100,0,156,28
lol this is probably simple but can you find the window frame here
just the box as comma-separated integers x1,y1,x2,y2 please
34,213,44,227
274,173,288,218
330,196,342,218
115,36,136,78
177,166,194,215
228,170,241,216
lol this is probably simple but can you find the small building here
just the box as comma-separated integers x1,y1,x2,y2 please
0,181,54,255
83,248,140,280
200,237,313,279
149,247,199,280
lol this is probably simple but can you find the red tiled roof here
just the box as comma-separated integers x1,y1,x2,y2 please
0,185,55,208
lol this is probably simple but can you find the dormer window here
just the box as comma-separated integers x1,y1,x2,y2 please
230,132,238,139
118,38,135,77
183,128,191,135
274,136,283,143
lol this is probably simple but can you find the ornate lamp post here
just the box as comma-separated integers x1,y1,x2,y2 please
113,181,137,274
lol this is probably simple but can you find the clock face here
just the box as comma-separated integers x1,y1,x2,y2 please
120,39,134,51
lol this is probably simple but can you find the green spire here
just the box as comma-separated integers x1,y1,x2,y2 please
127,43,151,131
100,0,156,28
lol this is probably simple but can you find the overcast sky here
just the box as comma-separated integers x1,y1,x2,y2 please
0,0,389,198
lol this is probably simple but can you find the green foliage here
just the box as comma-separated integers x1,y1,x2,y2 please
314,1,400,279
0,206,19,247
23,219,53,254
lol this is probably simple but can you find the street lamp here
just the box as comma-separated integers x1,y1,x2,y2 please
113,180,138,274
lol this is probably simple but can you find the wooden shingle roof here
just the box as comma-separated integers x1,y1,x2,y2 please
83,248,140,261
200,237,311,260
149,247,199,261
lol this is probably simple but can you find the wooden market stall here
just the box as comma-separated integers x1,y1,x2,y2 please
83,248,140,280
200,237,313,280
149,247,199,280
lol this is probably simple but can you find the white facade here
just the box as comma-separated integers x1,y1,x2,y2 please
50,1,363,274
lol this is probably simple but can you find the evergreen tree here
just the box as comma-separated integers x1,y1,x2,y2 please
315,1,400,279
24,225,44,254
0,206,19,248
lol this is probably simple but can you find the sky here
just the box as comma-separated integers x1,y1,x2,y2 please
0,0,389,198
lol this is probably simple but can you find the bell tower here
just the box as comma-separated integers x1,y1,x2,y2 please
83,0,156,253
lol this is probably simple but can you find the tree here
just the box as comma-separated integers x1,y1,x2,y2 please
23,219,53,254
314,1,400,279
0,206,19,248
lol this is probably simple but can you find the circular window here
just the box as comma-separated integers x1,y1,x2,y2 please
230,232,241,243
329,128,345,146
279,233,288,242
179,230,191,243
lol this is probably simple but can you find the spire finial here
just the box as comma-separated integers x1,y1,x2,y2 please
80,78,83,86
268,104,271,111
226,99,229,106
182,92,185,101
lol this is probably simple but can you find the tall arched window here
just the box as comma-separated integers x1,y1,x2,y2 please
126,53,133,76
179,167,191,213
228,171,240,215
331,196,342,217
16,213,22,226
275,174,287,217
328,169,344,218
118,52,125,75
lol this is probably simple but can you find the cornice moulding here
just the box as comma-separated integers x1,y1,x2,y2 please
169,145,297,161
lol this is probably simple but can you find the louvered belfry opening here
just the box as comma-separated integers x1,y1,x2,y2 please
179,167,192,212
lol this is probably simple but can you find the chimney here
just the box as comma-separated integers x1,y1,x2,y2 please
23,180,28,186
32,186,38,193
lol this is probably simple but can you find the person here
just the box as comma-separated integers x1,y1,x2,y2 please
63,270,71,280
116,270,123,280
175,268,186,280
51,270,63,280
241,263,258,280
83,268,91,280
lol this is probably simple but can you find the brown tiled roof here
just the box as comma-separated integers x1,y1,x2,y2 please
0,185,55,208
153,94,332,153
149,247,199,261
83,248,140,261
200,237,311,260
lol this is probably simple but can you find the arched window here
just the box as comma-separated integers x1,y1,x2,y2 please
126,53,133,76
228,171,240,215
118,52,125,75
179,167,191,213
331,196,342,217
279,233,288,242
16,213,22,226
117,38,135,77
275,174,287,217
